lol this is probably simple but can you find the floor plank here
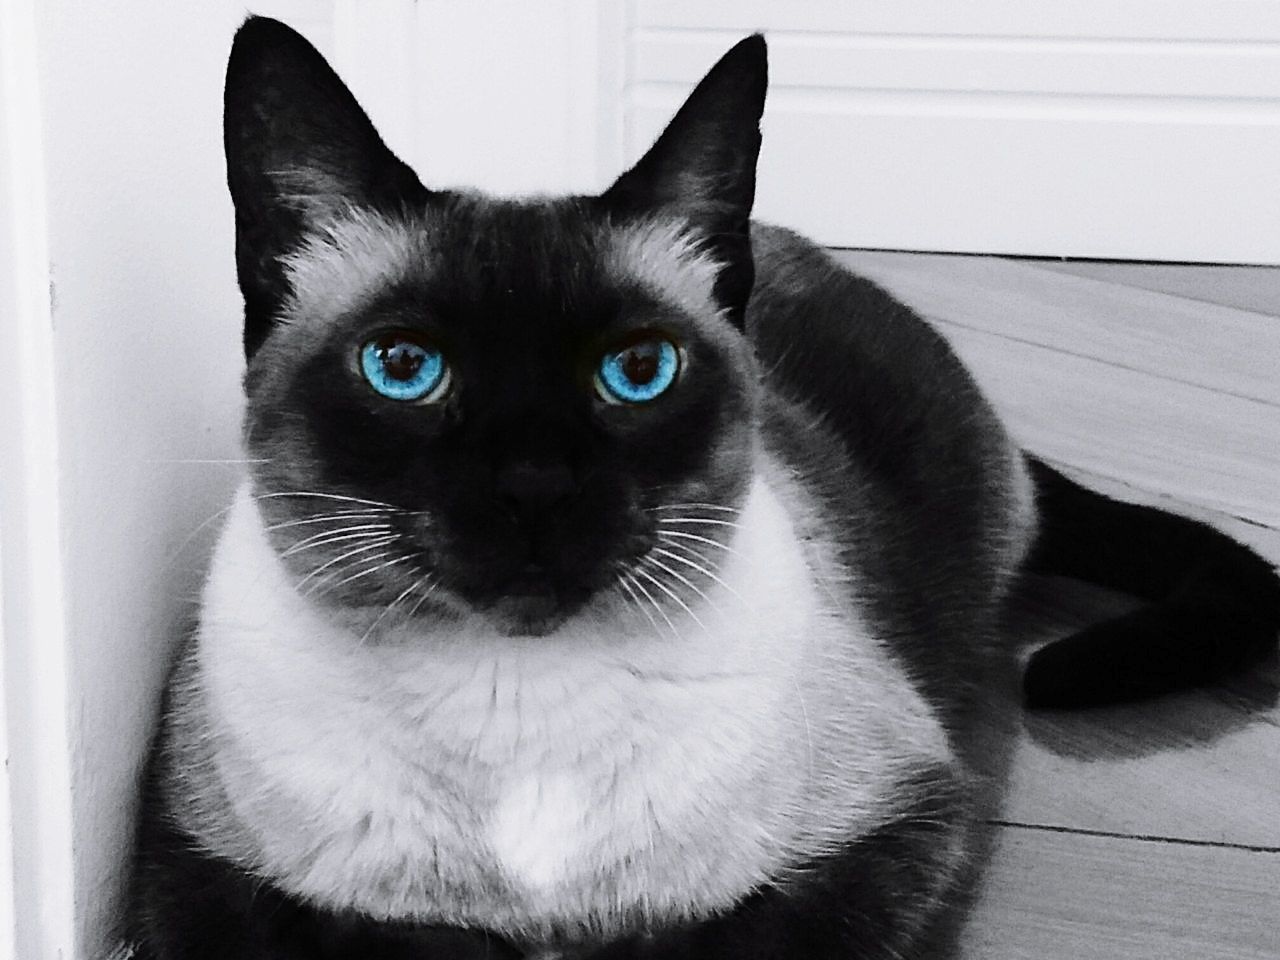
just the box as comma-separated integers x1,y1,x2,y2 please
829,249,1280,527
1003,575,1280,848
1030,259,1280,317
935,319,1280,527
831,249,1280,406
828,250,1280,957
961,827,1280,960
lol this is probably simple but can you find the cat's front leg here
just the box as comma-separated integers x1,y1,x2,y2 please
131,801,525,960
579,771,978,960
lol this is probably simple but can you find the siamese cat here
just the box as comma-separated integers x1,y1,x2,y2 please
128,17,1280,960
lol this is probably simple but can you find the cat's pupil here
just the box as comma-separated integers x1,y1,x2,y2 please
621,345,659,385
380,341,423,381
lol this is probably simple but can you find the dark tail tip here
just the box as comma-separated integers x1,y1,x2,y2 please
1022,459,1280,708
1023,598,1279,708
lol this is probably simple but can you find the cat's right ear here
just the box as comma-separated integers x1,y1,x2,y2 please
224,17,429,359
600,35,767,330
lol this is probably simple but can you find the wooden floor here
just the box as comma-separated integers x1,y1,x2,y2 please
829,251,1280,959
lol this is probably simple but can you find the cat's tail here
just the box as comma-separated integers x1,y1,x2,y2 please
1021,457,1280,708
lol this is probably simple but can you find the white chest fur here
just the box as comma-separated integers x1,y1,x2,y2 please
182,470,950,939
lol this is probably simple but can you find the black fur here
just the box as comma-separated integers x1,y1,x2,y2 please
1023,458,1280,707
744,224,1024,755
224,16,430,358
243,191,756,634
600,35,765,330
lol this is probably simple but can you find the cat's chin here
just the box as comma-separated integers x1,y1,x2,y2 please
485,595,572,638
468,568,600,638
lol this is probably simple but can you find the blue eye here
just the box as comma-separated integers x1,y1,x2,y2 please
595,337,680,404
359,333,449,402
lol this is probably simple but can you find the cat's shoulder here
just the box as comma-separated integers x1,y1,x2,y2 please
747,221,952,354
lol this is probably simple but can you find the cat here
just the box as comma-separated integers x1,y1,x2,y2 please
127,16,1280,960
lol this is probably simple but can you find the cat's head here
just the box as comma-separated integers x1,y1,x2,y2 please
223,17,767,636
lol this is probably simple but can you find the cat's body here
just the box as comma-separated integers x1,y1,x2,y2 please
139,219,1021,957
129,18,1280,960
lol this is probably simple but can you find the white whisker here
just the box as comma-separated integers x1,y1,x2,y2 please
640,554,718,614
655,517,741,529
647,503,741,514
616,570,660,635
264,510,392,532
295,536,399,591
360,572,432,645
651,536,716,571
656,529,741,558
633,565,705,631
624,571,679,640
166,501,239,560
650,545,744,603
326,553,421,591
280,524,394,557
402,577,441,621
792,677,816,782
255,491,398,509
305,550,402,598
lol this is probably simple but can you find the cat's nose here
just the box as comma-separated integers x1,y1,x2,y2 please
494,460,576,517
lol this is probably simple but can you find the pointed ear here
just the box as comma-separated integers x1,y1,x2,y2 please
601,34,766,329
224,17,428,358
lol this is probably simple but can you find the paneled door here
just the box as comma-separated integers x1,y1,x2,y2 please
340,1,1280,264
630,1,1280,263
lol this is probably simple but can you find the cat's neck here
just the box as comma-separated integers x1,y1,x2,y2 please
174,455,949,930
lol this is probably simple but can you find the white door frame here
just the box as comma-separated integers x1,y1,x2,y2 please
0,1,79,958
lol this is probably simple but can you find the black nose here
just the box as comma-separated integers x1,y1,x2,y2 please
494,460,576,517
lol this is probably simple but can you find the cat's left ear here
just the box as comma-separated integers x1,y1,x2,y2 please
600,35,767,329
224,16,430,359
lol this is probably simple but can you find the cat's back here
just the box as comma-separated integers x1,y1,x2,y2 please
747,222,1006,498
747,221,1025,546
746,224,1035,712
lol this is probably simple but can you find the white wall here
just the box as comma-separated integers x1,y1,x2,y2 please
3,1,80,956
332,0,626,197
17,2,249,956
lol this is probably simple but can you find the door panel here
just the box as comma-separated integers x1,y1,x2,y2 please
631,2,1280,262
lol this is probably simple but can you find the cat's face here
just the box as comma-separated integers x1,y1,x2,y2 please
244,198,757,634
225,20,766,635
